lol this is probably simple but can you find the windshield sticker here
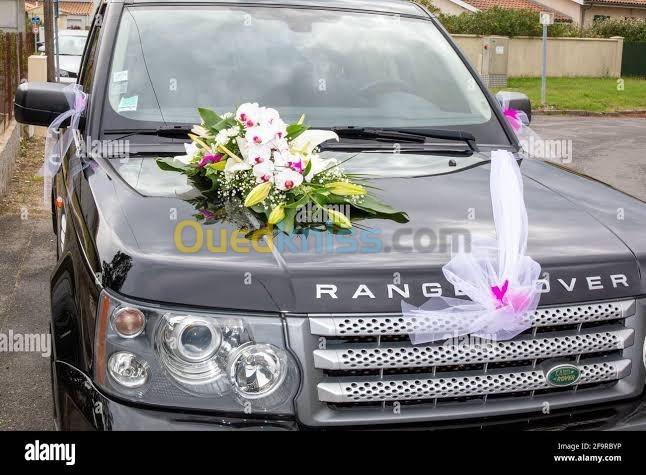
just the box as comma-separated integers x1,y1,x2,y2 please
112,70,128,82
114,81,128,95
118,95,138,112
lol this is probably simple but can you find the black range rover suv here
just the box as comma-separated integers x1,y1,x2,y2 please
14,0,646,430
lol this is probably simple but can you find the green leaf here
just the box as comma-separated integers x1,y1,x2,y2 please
352,195,410,223
302,159,313,177
278,207,297,234
286,123,309,140
284,194,311,209
198,108,222,128
210,117,237,132
156,157,187,173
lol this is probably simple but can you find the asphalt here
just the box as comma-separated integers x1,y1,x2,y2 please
0,215,55,430
531,116,646,202
0,116,644,431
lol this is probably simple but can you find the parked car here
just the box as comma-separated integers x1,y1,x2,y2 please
38,29,89,83
13,0,646,430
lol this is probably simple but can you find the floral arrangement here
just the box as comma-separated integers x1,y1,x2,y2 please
157,103,407,231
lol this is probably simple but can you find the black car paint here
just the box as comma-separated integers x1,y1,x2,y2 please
45,0,645,430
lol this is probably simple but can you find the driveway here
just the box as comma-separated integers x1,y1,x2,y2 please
0,117,644,430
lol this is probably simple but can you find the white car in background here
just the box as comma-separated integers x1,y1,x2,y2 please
39,29,89,83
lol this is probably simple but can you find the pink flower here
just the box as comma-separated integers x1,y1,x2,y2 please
288,159,304,173
198,153,223,168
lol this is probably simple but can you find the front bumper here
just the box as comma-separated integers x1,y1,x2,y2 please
56,360,646,431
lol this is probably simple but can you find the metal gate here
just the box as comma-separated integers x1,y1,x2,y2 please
622,41,646,77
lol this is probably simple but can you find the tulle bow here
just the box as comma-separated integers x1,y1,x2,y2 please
402,150,542,344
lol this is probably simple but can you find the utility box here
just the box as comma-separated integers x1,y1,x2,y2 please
481,36,509,88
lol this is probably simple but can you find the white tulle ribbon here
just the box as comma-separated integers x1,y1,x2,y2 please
42,84,88,204
402,150,542,344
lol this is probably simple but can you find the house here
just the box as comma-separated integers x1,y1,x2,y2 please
433,0,646,25
25,0,96,30
534,0,646,25
433,0,574,21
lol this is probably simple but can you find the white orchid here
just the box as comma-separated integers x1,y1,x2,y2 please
252,161,275,184
290,130,339,157
246,143,273,166
236,103,261,127
259,107,280,125
275,168,303,191
246,125,276,145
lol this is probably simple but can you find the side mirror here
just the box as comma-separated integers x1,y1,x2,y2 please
14,82,81,128
496,91,532,124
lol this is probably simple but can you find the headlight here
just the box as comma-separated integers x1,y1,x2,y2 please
58,69,69,78
94,290,299,414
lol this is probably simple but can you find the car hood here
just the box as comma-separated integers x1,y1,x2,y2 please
86,150,643,313
58,55,81,75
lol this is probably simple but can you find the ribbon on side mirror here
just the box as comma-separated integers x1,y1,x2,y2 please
41,84,89,205
495,91,530,134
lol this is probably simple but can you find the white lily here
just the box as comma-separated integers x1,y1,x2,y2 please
224,152,251,177
173,142,199,165
290,130,339,157
305,155,338,182
191,124,211,138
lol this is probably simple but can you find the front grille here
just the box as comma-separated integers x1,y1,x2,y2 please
317,358,631,403
292,299,643,426
309,301,631,337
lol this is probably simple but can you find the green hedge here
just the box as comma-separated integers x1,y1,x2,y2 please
418,6,646,42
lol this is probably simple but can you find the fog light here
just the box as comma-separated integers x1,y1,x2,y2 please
112,307,146,338
228,343,286,399
108,351,149,388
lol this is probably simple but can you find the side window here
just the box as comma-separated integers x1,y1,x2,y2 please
79,9,104,92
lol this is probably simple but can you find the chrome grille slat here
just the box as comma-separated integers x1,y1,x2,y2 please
317,358,632,403
313,327,634,370
309,300,635,337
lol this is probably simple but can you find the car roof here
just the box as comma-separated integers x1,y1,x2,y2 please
107,0,428,16
58,29,89,36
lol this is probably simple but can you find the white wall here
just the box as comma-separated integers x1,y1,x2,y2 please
0,0,25,32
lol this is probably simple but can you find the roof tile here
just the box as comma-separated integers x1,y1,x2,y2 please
461,0,572,21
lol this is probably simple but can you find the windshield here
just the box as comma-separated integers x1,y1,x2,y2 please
104,5,507,144
57,34,87,56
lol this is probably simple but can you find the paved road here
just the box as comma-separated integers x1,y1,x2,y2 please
531,116,646,201
0,116,643,431
0,215,55,430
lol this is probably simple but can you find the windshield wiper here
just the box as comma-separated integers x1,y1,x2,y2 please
330,127,479,152
103,125,194,140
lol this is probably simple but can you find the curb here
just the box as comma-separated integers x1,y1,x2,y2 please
533,109,646,117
